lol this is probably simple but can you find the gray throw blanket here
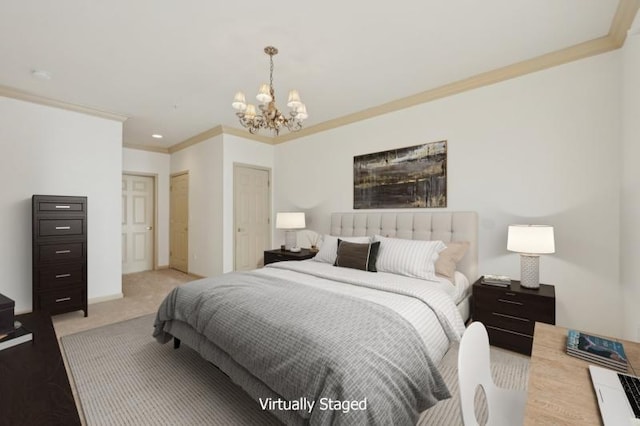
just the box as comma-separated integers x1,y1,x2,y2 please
154,272,450,425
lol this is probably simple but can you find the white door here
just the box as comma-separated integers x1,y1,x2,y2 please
122,174,154,274
170,173,189,273
234,165,271,271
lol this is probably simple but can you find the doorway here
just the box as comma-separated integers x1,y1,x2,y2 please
170,172,189,273
122,174,155,274
234,164,271,271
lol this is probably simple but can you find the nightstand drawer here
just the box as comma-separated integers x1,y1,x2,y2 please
474,286,555,323
36,201,85,213
474,307,534,335
485,324,534,355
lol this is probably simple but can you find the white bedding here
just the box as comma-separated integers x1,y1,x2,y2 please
259,260,466,363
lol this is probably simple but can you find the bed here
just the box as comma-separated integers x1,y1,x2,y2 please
154,211,478,425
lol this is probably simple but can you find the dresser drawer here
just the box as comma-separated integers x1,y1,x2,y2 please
474,306,534,335
36,200,85,213
36,242,85,263
38,219,85,237
37,287,85,314
485,324,534,355
35,264,85,289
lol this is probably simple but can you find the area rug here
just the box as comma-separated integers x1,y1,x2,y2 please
61,315,529,425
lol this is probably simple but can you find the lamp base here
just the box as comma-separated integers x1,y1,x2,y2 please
520,254,540,289
284,230,297,251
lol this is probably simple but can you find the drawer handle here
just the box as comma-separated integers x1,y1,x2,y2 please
55,273,71,279
492,312,530,322
55,205,71,209
498,298,523,305
505,292,516,296
55,226,71,230
55,250,71,254
486,325,532,338
55,297,72,303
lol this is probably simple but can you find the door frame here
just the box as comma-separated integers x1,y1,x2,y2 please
233,163,272,271
170,170,189,273
122,171,158,271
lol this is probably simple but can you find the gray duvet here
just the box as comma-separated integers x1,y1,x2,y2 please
154,271,451,425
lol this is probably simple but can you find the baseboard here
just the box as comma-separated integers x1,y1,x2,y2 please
156,265,170,270
88,293,123,305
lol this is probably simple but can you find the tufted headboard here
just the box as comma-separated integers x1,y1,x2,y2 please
330,211,478,282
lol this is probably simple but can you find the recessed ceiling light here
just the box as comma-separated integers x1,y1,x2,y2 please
152,134,163,139
31,69,52,80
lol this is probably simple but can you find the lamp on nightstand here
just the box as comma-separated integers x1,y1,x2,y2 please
507,225,555,289
276,212,306,251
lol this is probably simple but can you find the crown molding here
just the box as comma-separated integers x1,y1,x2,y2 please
609,0,640,47
123,143,169,154
167,125,273,153
0,84,128,122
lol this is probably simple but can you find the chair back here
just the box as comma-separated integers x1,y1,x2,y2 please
458,321,494,425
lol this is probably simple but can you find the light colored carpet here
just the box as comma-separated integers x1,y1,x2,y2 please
61,314,529,426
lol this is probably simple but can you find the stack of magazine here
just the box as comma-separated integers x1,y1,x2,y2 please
566,329,627,372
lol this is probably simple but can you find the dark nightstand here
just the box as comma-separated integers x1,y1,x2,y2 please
472,276,555,355
264,248,316,265
0,312,81,425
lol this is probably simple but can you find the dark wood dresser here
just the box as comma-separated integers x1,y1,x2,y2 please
32,195,88,317
472,277,555,355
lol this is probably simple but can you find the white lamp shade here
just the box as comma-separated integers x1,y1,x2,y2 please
287,90,302,108
256,83,272,103
276,212,305,229
295,104,308,120
507,225,555,254
232,92,247,111
244,104,257,118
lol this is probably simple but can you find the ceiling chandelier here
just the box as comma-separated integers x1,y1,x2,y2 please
232,46,308,135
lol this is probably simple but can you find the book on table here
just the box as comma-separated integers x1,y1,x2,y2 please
0,325,33,352
481,274,511,287
566,329,627,372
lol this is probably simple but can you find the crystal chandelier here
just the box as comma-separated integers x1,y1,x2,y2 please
232,46,308,135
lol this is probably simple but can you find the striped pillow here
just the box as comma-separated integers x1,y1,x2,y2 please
374,235,446,281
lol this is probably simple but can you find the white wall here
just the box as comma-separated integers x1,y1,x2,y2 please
122,148,171,267
170,136,224,277
274,51,624,338
0,96,123,313
621,17,640,342
222,135,275,272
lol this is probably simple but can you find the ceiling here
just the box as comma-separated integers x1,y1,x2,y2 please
0,0,632,150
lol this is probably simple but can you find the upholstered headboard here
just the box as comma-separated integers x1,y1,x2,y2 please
330,212,478,282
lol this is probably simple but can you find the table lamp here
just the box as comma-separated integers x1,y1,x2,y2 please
276,212,306,251
507,224,555,289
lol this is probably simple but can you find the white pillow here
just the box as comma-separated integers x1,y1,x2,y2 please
313,235,371,264
374,235,446,281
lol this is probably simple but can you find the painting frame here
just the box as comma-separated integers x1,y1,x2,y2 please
353,140,447,209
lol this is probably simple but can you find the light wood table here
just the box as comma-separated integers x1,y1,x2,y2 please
524,322,640,425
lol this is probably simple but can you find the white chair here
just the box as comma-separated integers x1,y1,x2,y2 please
458,322,527,426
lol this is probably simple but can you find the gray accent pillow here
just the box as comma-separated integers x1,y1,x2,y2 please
334,240,380,272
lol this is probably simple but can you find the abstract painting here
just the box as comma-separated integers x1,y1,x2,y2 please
354,140,447,209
